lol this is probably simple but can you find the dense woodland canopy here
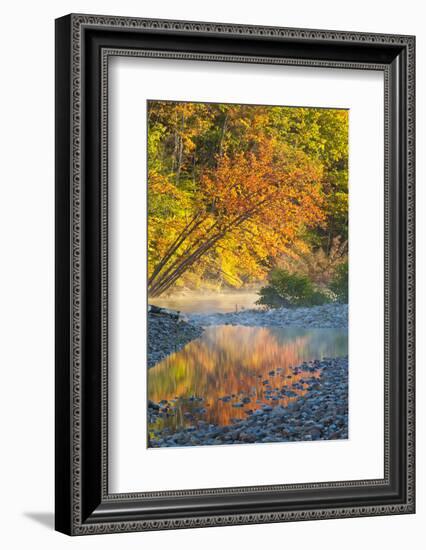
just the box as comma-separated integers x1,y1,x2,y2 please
147,101,348,298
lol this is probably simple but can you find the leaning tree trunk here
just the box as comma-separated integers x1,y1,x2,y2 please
148,193,277,297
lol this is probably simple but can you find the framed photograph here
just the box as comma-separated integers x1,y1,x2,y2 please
55,14,415,535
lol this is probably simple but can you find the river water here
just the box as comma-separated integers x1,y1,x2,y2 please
148,325,348,434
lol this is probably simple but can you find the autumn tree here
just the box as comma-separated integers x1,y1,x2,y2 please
147,101,347,297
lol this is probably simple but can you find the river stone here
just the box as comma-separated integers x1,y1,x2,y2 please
149,356,348,448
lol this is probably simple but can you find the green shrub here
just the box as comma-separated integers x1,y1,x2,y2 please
256,268,331,309
329,261,348,303
256,285,292,309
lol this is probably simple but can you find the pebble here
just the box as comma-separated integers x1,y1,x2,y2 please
149,356,348,448
188,303,348,329
148,312,203,368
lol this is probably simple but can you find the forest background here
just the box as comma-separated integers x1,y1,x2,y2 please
147,101,349,307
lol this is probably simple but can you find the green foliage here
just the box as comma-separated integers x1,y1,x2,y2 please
329,261,349,303
268,107,349,245
256,268,331,309
256,285,292,309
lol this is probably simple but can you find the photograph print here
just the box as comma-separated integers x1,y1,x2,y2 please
147,100,349,449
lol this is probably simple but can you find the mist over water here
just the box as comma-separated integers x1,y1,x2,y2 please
149,290,260,314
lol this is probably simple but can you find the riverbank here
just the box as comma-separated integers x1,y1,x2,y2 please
148,311,204,368
188,303,348,329
147,303,348,368
148,355,348,447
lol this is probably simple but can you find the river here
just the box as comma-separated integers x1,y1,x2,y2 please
148,325,348,435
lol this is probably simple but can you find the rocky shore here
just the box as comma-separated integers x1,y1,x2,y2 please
188,303,348,329
148,304,348,369
148,311,204,368
148,356,348,447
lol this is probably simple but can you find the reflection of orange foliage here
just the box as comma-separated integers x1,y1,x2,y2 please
148,326,346,431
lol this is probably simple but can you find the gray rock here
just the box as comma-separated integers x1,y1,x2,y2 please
148,311,204,368
188,304,348,330
149,356,348,448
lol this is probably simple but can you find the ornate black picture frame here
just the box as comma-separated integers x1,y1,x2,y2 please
55,13,415,535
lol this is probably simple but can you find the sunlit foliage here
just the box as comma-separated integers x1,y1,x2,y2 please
147,101,348,296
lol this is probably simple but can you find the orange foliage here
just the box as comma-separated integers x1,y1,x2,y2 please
149,137,325,296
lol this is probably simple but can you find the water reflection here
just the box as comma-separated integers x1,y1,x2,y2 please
148,325,347,434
